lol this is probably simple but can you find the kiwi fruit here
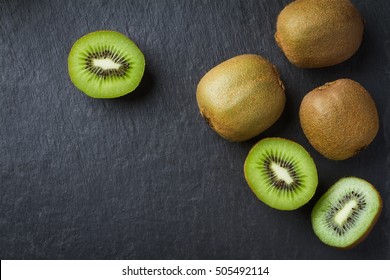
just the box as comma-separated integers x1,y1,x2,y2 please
312,177,382,249
299,79,379,160
196,54,285,142
68,30,145,98
244,138,318,210
275,0,364,68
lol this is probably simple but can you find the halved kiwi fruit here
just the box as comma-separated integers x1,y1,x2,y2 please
312,177,382,249
68,30,145,98
244,138,318,210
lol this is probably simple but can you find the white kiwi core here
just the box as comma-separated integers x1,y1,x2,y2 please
93,58,122,70
334,199,357,226
270,162,294,184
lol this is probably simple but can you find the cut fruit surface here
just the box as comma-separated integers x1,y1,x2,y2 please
244,138,318,210
311,177,382,249
68,30,145,98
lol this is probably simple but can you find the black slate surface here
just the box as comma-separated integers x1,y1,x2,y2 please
0,0,389,259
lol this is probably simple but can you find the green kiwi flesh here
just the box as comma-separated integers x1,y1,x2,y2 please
68,30,145,98
312,177,382,249
244,138,318,210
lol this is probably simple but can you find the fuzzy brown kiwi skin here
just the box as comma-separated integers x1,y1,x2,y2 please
275,0,364,68
299,79,379,160
196,54,286,142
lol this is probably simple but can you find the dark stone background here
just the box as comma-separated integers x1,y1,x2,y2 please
0,0,389,259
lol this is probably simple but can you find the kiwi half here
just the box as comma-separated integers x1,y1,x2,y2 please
68,30,145,98
244,138,318,210
312,177,382,249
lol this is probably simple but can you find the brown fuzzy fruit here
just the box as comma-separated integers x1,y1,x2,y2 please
275,0,364,68
299,79,379,160
196,54,286,142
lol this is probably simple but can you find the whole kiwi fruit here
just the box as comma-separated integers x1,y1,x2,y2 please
275,0,364,68
196,54,286,142
299,79,379,160
68,30,145,98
